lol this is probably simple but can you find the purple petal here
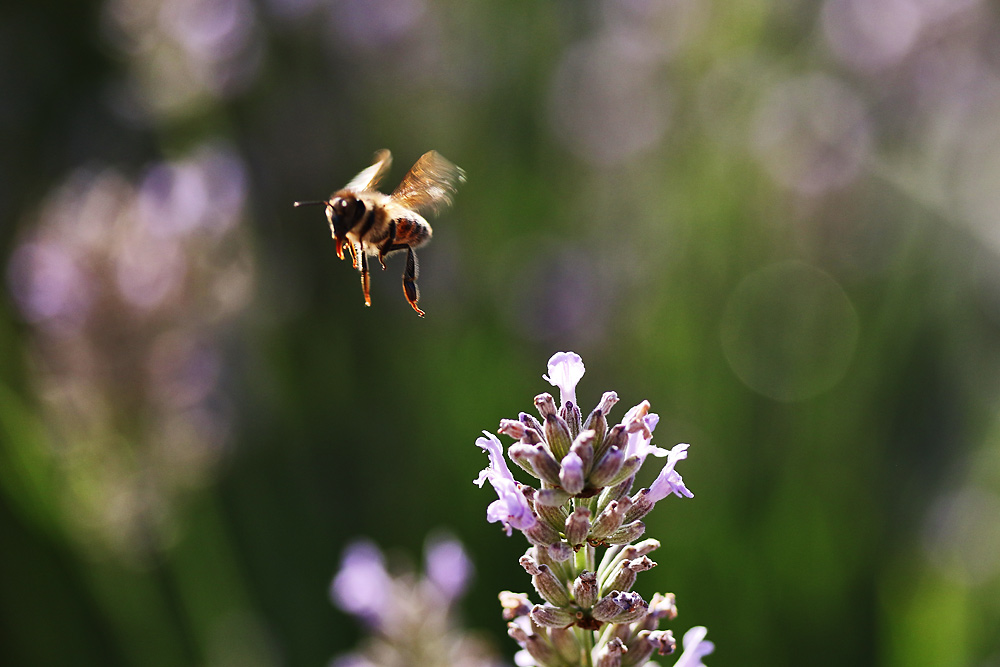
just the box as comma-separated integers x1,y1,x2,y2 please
673,626,714,667
647,444,693,503
475,430,514,487
484,476,537,536
625,409,668,463
542,351,585,408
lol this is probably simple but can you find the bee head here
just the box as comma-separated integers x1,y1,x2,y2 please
326,195,367,259
326,195,365,235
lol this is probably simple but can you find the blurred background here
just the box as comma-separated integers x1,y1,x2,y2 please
2,0,1000,665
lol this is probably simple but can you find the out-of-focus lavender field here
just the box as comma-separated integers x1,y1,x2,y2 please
1,1,999,665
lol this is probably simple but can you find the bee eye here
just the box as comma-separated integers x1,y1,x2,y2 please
343,198,366,222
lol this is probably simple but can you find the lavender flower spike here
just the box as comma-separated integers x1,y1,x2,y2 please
542,351,585,408
647,444,694,503
673,626,714,667
476,431,538,536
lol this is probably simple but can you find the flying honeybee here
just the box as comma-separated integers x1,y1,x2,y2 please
294,149,465,317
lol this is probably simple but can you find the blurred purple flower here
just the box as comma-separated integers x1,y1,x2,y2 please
424,534,472,603
331,540,392,627
475,431,537,536
542,351,585,408
673,626,714,667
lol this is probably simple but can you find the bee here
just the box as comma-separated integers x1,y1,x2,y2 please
294,149,465,317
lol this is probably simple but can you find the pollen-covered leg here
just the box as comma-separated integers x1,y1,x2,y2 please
402,247,424,317
348,242,364,270
360,252,372,306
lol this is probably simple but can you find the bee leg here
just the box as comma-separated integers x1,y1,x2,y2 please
360,251,372,307
377,221,397,270
348,242,363,270
402,247,424,317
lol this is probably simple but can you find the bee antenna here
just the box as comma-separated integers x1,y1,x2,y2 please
293,200,328,208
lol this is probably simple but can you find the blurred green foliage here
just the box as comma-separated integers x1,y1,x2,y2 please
3,0,1000,665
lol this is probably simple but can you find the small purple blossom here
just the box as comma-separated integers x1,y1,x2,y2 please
624,402,669,463
424,534,472,603
475,431,537,536
542,351,585,408
673,626,714,667
647,444,693,503
331,540,392,628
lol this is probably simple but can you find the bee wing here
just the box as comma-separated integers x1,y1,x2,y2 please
390,151,466,215
343,149,393,192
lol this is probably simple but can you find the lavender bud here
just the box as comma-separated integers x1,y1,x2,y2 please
547,542,574,562
561,400,583,440
530,603,576,628
564,506,591,547
594,423,627,466
625,488,654,522
623,630,675,667
609,556,654,592
595,637,627,667
507,621,530,644
519,554,542,576
583,391,617,450
499,591,533,620
534,502,568,537
644,592,677,625
549,627,581,663
601,476,636,510
592,591,648,624
588,445,624,488
590,497,631,540
570,429,596,475
606,455,643,487
621,636,654,667
559,451,585,495
597,391,620,415
498,419,527,439
609,563,637,594
518,484,537,511
519,411,545,436
509,443,540,478
524,518,562,547
572,570,599,608
531,564,571,607
606,521,646,545
545,414,573,461
529,444,563,486
534,393,558,419
526,544,554,569
617,630,655,667
525,634,560,666
535,488,572,508
632,538,661,558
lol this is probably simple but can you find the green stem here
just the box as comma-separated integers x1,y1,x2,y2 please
575,625,594,667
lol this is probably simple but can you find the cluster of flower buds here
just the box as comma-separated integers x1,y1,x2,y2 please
475,352,713,667
330,535,504,667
